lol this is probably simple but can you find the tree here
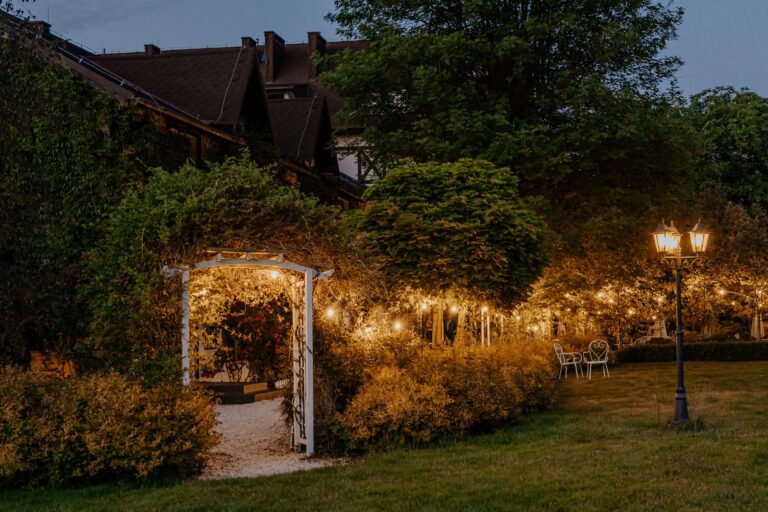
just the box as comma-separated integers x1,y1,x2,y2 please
688,87,768,209
358,159,549,305
324,0,684,186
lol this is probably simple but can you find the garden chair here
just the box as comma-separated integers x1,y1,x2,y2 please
582,339,610,380
553,341,583,379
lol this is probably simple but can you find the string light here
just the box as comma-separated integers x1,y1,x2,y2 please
270,270,279,279
481,305,489,313
326,308,335,318
420,303,428,311
393,321,402,331
450,305,458,313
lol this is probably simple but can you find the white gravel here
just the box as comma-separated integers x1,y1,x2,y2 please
200,397,341,479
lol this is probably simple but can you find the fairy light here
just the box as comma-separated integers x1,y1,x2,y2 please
393,321,402,331
270,270,279,279
326,308,335,318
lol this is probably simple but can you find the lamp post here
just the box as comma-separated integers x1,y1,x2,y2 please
652,219,711,424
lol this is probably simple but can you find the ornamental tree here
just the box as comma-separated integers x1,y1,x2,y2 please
358,159,549,305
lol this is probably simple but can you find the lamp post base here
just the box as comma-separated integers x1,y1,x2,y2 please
674,390,689,424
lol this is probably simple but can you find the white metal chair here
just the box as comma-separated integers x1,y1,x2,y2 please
582,339,610,380
554,341,583,379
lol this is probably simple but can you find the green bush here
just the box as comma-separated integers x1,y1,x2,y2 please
0,368,218,488
339,343,557,448
617,341,768,363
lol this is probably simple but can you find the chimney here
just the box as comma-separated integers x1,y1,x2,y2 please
29,21,51,36
144,44,160,56
307,32,327,80
241,36,256,48
264,31,284,83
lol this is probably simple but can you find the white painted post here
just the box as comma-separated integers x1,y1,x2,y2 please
291,280,301,451
480,310,485,346
304,270,315,457
181,268,190,386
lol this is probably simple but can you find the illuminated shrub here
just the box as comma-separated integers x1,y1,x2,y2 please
0,368,218,488
337,342,558,448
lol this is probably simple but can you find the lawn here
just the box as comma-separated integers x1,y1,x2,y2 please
3,361,768,511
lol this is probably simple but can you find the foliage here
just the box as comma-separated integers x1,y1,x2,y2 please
82,153,345,383
359,159,550,304
339,343,558,448
205,299,290,383
617,341,768,363
688,87,768,208
0,368,217,488
324,0,684,182
0,19,199,365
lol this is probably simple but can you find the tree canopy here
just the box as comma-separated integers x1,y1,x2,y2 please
358,159,549,305
324,0,684,184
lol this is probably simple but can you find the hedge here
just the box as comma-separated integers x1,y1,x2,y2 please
617,341,768,363
0,368,218,488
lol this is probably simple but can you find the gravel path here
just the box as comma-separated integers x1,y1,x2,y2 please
200,397,340,479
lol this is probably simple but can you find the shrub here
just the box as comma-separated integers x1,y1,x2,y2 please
0,368,218,488
339,342,558,448
617,341,768,363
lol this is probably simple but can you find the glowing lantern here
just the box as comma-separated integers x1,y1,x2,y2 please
652,220,682,255
688,219,710,254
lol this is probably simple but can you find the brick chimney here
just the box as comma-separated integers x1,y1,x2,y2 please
241,36,256,48
307,32,327,80
264,31,285,83
29,21,51,36
144,44,160,56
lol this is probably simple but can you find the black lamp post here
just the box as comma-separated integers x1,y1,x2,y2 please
652,219,711,424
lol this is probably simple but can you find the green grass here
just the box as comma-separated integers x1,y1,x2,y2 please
4,362,768,511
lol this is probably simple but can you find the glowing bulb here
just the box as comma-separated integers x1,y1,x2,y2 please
718,289,726,297
420,303,428,311
393,321,402,331
652,315,657,320
627,308,636,316
196,289,208,297
326,308,335,318
270,270,279,279
595,291,606,300
481,305,489,313
450,305,458,313
656,297,664,304
364,326,375,336
515,315,521,321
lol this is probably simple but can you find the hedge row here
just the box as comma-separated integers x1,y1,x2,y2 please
0,368,218,488
617,341,768,363
338,343,558,448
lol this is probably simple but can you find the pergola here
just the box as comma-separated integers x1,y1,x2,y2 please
169,248,332,457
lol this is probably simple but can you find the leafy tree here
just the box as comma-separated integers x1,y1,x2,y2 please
358,159,549,305
324,0,684,186
688,87,768,208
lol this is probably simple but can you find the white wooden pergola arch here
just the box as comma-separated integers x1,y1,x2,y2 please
169,248,332,457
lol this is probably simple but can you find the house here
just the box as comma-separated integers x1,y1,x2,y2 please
258,31,381,185
1,12,364,208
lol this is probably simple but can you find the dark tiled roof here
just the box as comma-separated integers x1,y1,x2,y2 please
91,46,258,127
268,97,325,161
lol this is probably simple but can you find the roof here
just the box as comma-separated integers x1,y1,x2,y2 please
269,97,326,160
91,46,258,127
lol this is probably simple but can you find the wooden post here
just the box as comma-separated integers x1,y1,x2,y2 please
181,268,190,386
304,270,315,457
291,279,301,451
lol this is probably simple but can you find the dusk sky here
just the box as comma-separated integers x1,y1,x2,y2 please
19,0,768,97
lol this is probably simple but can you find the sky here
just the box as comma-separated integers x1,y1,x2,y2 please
18,0,768,97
